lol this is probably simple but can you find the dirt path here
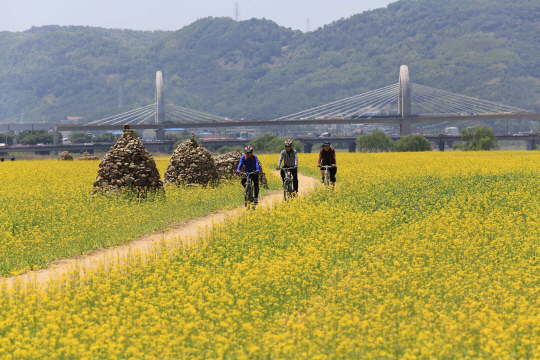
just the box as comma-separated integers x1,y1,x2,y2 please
2,172,318,289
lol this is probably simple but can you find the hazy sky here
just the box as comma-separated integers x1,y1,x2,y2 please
1,0,394,33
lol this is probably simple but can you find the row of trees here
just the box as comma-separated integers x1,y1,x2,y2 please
2,130,55,145
69,131,143,143
355,126,498,153
3,127,499,151
356,130,433,153
0,132,17,145
455,126,498,151
249,134,304,153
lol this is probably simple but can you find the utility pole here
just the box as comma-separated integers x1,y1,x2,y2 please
234,1,240,21
306,18,311,32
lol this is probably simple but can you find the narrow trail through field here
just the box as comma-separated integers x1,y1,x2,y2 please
3,172,318,289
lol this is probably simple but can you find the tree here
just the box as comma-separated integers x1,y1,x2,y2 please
460,125,498,150
165,133,189,141
355,129,393,152
69,131,91,143
0,132,17,145
394,135,432,152
93,132,119,142
249,134,303,153
172,133,200,150
215,145,244,154
17,130,53,145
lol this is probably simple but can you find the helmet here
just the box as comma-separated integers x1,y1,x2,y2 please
322,141,331,146
285,139,292,147
245,145,253,154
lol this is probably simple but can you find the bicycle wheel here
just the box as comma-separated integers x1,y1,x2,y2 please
324,171,330,187
244,184,250,208
283,179,290,201
288,183,294,199
248,183,254,205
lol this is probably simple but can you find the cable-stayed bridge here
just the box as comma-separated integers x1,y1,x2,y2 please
85,71,226,126
55,66,540,141
84,102,226,125
277,65,535,135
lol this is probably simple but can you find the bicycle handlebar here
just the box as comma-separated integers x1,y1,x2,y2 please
317,165,334,169
278,166,297,170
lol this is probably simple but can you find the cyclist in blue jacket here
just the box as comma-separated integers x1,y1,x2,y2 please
236,145,260,204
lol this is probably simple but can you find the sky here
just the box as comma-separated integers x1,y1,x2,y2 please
1,0,394,33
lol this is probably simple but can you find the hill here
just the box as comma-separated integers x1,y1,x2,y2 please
0,0,539,126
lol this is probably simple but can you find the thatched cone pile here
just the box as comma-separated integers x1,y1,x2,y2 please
93,125,163,193
214,151,268,188
78,151,99,161
59,151,73,161
163,130,219,186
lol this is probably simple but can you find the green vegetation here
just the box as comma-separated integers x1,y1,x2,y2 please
356,130,393,153
0,133,16,145
68,131,92,143
0,0,539,130
69,131,120,143
215,145,244,154
458,125,498,151
394,135,432,152
93,132,120,142
17,130,53,145
249,134,303,153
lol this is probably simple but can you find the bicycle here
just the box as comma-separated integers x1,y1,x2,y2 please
240,171,258,208
278,166,297,201
318,165,334,188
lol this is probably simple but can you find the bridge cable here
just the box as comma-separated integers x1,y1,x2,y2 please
282,84,398,119
309,85,399,118
87,104,155,125
280,83,399,119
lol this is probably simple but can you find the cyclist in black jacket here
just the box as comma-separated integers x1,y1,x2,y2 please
317,141,337,184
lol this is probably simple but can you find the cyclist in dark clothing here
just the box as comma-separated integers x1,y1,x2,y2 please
10,155,15,161
317,141,337,184
236,145,260,204
0,156,4,162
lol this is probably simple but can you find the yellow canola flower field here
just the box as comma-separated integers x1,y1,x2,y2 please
0,158,279,276
2,152,540,359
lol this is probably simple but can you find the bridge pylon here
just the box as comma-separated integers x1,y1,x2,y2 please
398,65,412,136
155,71,165,124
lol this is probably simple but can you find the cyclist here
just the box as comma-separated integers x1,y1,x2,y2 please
317,141,337,185
236,145,260,204
276,139,298,194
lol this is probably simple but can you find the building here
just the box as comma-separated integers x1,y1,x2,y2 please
360,124,394,135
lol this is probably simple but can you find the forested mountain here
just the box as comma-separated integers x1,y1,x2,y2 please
0,0,539,124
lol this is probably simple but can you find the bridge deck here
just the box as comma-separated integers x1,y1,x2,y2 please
54,113,540,132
